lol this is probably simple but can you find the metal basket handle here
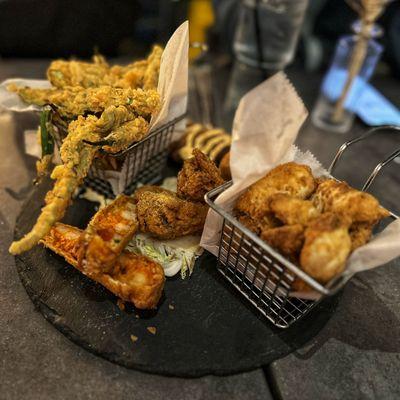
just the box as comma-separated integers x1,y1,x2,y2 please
329,125,400,188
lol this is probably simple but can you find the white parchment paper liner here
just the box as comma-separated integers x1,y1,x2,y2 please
1,21,189,196
200,72,400,301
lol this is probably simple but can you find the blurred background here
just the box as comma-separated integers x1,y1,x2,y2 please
0,0,399,130
0,0,398,73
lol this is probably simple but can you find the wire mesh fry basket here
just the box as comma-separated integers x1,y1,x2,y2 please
205,126,400,329
51,112,185,198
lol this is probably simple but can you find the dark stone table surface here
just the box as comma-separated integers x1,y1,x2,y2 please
0,59,399,399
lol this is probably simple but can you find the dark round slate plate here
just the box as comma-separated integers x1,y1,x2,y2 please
14,182,339,377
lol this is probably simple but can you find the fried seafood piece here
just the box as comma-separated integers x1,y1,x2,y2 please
349,222,373,251
313,179,389,224
41,223,165,309
300,213,352,284
177,149,225,203
9,85,160,120
134,186,208,240
79,195,139,276
261,224,305,261
235,162,316,234
269,193,320,226
9,107,150,255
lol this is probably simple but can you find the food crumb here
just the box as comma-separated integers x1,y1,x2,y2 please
135,314,139,319
130,334,138,343
168,304,174,310
147,326,157,335
117,299,125,311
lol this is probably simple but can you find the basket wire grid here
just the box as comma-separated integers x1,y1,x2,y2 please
205,126,400,328
52,113,185,198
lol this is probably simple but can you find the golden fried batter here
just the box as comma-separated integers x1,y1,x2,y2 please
313,179,389,224
79,195,139,276
177,149,225,203
269,193,320,226
41,223,165,309
134,186,208,240
10,85,160,120
349,222,373,251
235,162,316,234
46,46,162,90
9,107,150,255
300,213,352,283
261,224,305,261
219,152,231,181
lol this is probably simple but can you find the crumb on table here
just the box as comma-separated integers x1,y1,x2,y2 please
130,334,138,342
168,304,175,310
147,326,157,335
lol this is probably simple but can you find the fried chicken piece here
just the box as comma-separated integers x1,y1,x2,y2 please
134,186,208,240
79,195,139,276
313,179,389,224
300,213,352,284
177,149,225,203
41,223,165,309
349,222,373,251
261,224,305,261
235,162,316,234
219,152,231,181
269,193,320,226
237,212,281,235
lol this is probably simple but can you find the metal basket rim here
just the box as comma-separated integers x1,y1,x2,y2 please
205,179,397,297
97,114,186,157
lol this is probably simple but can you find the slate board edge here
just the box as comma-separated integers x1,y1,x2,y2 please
14,252,276,378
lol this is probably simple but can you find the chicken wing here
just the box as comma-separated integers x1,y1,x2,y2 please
235,162,316,234
134,186,208,240
261,224,305,261
269,193,320,226
300,213,352,283
313,179,389,224
41,223,165,309
79,194,139,276
177,148,225,203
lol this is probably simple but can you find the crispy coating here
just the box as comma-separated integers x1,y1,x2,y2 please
134,186,208,240
79,195,139,276
46,47,162,90
177,149,225,203
261,224,305,261
235,162,316,234
41,223,165,309
10,85,160,120
300,213,352,283
9,107,150,255
143,45,163,90
313,179,389,224
269,193,320,226
237,212,280,235
349,222,373,251
219,152,231,181
47,55,110,88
